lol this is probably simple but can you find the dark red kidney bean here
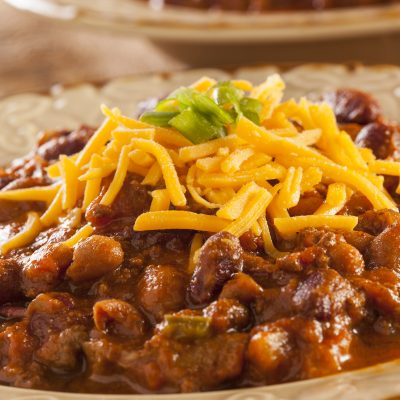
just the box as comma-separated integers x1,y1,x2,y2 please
323,88,381,125
355,122,396,159
189,232,244,305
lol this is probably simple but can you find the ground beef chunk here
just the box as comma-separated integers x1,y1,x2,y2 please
357,209,400,235
22,242,73,297
328,242,365,276
36,126,95,161
93,299,146,340
342,230,373,254
66,235,124,282
352,267,400,318
323,88,381,125
355,122,399,160
203,299,250,333
290,269,361,322
368,223,400,272
220,272,264,304
85,177,151,230
189,232,244,305
0,322,45,388
242,252,277,285
0,259,22,304
136,265,188,323
275,246,329,273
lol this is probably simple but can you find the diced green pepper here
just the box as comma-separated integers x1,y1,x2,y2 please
161,314,211,340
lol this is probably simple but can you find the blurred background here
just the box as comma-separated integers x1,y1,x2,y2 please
1,0,400,98
0,1,181,97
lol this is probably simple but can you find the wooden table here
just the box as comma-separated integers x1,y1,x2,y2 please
1,1,400,98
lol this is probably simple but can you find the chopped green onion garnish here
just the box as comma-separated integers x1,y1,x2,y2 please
240,97,263,125
140,111,179,127
174,88,233,126
169,108,226,145
155,99,180,113
141,80,263,144
212,82,243,114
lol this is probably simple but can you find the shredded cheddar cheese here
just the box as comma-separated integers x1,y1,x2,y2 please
1,212,42,255
2,74,400,257
134,211,230,232
274,215,359,240
64,224,94,248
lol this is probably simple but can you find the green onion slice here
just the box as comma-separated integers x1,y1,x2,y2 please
140,111,179,127
169,108,226,145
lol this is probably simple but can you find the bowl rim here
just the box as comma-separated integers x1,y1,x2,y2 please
2,63,400,399
5,0,400,42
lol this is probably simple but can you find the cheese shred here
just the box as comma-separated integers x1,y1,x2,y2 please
1,74,399,256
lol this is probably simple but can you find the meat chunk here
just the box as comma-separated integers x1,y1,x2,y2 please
0,322,45,388
93,299,146,340
119,332,248,392
242,252,277,287
22,242,73,297
352,269,400,318
342,230,373,254
323,88,381,125
328,243,365,276
85,177,151,229
36,126,94,161
203,299,250,333
247,316,352,382
189,232,244,305
26,292,90,371
136,265,188,323
368,223,400,272
291,269,360,322
220,272,264,304
356,209,400,235
0,259,22,304
355,122,398,160
66,235,124,282
247,322,292,377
